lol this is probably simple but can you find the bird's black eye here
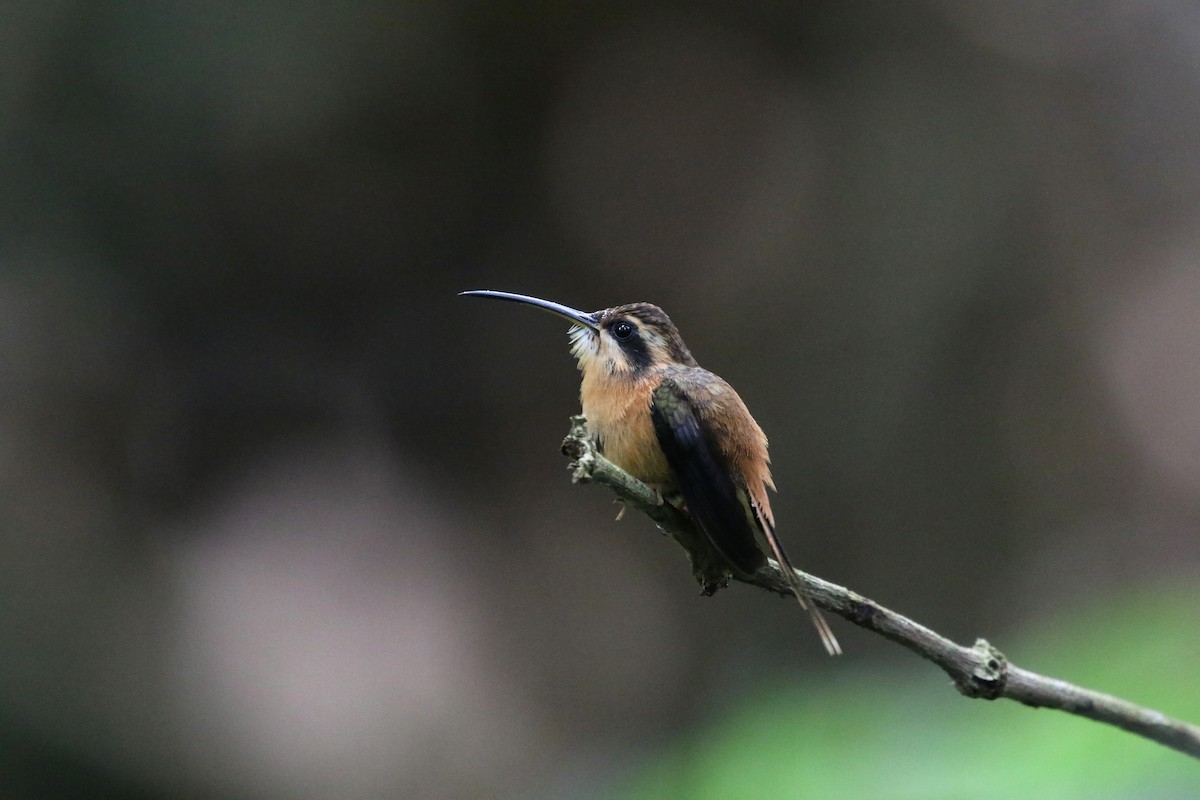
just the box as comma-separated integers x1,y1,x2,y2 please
612,321,635,339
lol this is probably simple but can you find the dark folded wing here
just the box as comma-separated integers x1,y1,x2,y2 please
650,378,766,576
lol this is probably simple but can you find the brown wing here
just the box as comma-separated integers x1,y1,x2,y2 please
652,368,841,656
650,374,767,577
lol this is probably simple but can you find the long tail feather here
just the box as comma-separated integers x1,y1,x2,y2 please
761,527,842,656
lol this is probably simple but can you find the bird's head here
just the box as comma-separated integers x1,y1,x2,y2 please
460,290,697,375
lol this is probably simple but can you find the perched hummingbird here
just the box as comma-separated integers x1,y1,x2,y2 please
461,290,840,655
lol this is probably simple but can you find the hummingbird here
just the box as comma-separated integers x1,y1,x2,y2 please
460,290,840,655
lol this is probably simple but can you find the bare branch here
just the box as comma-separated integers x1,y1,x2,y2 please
560,416,1200,761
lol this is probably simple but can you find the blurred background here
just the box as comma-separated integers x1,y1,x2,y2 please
2,2,1199,798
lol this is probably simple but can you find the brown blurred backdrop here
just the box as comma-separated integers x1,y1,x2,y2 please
2,2,1199,798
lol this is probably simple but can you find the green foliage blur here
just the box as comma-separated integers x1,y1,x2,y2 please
3,2,1200,797
624,580,1200,799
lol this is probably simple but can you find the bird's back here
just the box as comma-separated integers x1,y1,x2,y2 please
655,365,776,527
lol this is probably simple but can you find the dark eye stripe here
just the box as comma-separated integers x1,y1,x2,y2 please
616,326,653,370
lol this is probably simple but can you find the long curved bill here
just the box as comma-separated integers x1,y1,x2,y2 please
459,290,599,330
